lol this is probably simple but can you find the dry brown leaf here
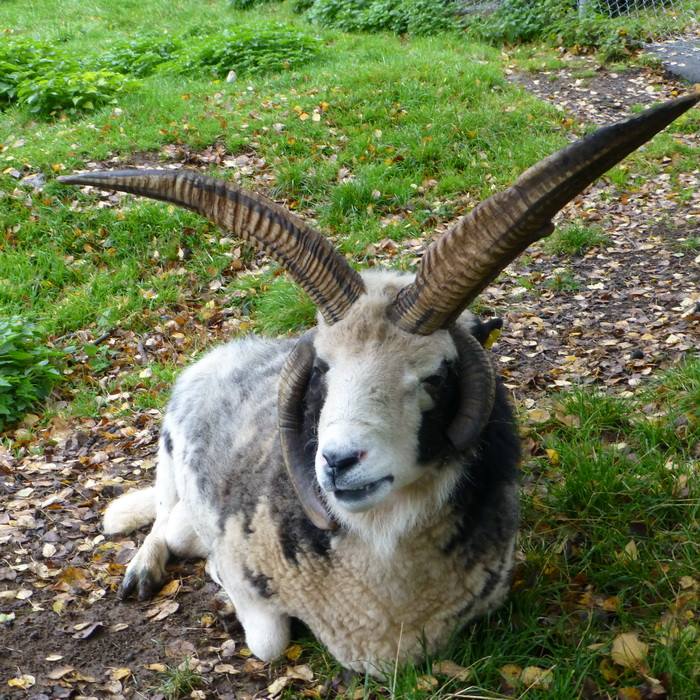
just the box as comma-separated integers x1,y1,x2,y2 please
520,666,554,689
432,659,471,681
47,666,74,680
611,632,648,669
214,663,238,674
416,674,439,691
286,664,314,682
267,676,290,696
618,688,643,700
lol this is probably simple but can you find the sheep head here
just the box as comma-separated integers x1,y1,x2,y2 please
59,91,699,533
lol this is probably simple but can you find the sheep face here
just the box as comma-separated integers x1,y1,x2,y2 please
309,271,463,521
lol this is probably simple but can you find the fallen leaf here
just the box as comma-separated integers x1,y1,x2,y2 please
287,664,314,681
286,644,303,661
110,667,131,681
520,666,554,689
624,540,639,561
214,663,238,674
156,579,180,597
72,621,103,639
611,632,648,669
8,674,35,689
145,663,167,672
618,688,643,700
500,663,522,687
416,675,439,691
433,659,471,681
267,676,290,696
47,666,74,680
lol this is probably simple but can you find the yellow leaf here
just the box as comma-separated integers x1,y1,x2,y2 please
299,112,309,121
545,448,560,465
285,644,303,661
624,540,639,561
239,646,252,657
200,613,216,627
157,579,180,597
8,675,35,689
527,407,551,423
611,632,648,669
499,664,522,687
520,666,553,689
145,663,167,672
599,658,620,682
416,675,438,691
110,667,131,681
618,688,643,700
432,660,471,681
484,327,501,349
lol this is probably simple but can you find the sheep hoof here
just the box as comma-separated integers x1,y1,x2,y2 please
119,566,162,601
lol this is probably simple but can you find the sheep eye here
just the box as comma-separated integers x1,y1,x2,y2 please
422,374,444,389
312,359,329,376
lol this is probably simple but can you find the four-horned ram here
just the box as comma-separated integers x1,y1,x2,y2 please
59,92,699,676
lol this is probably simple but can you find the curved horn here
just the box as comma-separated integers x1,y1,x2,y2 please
58,169,365,325
278,332,336,531
446,327,496,453
389,91,700,335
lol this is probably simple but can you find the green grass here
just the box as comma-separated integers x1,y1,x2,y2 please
155,658,204,699
1,1,698,696
546,222,610,256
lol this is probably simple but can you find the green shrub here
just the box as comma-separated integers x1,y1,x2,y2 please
17,69,138,117
466,0,694,56
0,318,63,432
95,33,183,77
0,38,76,105
228,0,278,8
305,0,460,35
158,25,320,78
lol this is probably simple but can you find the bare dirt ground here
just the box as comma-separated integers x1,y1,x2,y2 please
1,58,698,699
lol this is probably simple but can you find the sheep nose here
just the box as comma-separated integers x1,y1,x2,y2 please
323,450,363,474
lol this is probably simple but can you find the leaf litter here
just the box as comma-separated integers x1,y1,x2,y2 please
1,55,698,699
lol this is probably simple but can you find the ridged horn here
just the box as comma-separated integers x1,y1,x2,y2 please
57,169,365,325
389,91,700,335
278,331,336,531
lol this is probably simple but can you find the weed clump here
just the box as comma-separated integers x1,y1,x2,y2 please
158,25,320,78
0,317,63,431
17,69,138,117
0,24,320,118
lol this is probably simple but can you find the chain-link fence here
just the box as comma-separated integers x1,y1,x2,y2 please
460,0,698,38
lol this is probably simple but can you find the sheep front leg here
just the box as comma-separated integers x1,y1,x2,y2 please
211,550,290,662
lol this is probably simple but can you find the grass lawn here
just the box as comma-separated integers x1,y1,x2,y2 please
1,1,698,698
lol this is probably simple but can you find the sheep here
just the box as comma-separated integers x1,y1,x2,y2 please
59,92,699,676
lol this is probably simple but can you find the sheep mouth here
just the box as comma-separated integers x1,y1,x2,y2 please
332,475,394,503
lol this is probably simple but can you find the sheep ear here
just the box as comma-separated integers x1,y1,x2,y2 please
447,327,497,453
278,332,337,531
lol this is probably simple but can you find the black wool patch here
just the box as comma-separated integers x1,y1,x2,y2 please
417,360,460,464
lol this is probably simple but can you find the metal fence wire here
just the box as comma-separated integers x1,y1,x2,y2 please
460,0,698,39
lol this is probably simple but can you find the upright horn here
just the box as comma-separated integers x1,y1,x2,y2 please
58,169,365,324
389,92,700,335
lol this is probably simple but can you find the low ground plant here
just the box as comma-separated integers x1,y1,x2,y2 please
0,317,63,430
546,222,610,255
